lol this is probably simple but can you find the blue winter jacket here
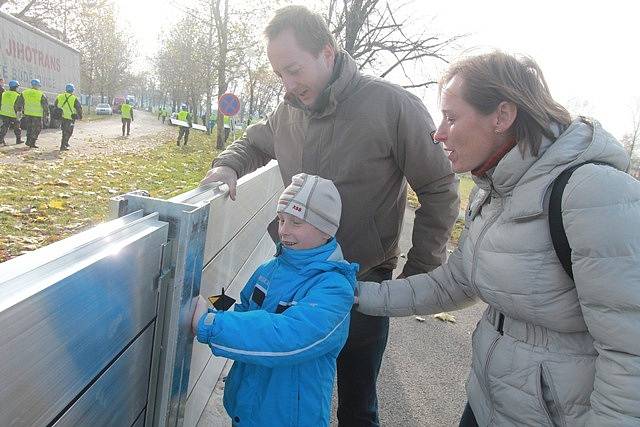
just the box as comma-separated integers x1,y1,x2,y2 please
196,238,358,426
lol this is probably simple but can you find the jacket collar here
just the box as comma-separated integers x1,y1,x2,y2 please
284,51,359,118
277,238,359,285
472,118,630,220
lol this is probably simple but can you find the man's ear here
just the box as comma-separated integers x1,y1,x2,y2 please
496,101,517,133
321,43,335,66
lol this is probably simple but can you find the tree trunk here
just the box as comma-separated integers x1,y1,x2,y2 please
214,0,229,150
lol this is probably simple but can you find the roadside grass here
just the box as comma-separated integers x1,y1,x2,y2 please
1,127,474,262
0,131,220,262
407,174,475,245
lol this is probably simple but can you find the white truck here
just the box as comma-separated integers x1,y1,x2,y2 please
0,11,81,127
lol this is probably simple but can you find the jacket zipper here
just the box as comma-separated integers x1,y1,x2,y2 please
469,183,504,423
469,187,502,296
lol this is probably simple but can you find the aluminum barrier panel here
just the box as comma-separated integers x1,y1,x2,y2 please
0,210,169,426
0,161,281,427
111,161,283,426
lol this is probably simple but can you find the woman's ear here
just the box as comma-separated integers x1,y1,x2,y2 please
495,101,517,134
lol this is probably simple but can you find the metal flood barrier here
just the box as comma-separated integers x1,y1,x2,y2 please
0,162,283,426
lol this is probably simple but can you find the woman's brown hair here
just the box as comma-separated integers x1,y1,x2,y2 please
440,51,572,156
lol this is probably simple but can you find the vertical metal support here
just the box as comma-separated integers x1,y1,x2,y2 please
145,240,174,427
110,192,209,427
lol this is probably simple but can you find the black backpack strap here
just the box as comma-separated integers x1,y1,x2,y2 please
549,161,605,279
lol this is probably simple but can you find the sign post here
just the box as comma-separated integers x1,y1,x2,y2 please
218,93,240,116
217,93,240,143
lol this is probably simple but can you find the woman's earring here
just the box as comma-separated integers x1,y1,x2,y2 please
494,128,502,135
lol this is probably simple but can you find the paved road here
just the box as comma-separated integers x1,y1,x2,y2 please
0,110,171,164
198,207,485,427
372,207,484,427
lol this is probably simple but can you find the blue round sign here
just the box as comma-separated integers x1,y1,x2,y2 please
218,93,240,116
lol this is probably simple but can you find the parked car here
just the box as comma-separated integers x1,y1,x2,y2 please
95,103,113,115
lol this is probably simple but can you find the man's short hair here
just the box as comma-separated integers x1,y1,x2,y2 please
265,5,337,56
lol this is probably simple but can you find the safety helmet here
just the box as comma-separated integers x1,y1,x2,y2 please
181,103,187,110
31,78,41,87
65,83,75,93
9,80,19,89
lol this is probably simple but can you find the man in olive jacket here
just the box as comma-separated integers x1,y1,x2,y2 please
200,6,459,425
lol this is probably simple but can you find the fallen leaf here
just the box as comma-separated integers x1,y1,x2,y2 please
433,312,457,323
48,200,66,210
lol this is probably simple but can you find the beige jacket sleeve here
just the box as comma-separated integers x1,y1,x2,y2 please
392,92,459,276
212,106,279,177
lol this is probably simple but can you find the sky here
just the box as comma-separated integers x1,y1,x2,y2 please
115,0,639,139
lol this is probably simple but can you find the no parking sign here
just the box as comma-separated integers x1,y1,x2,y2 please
218,93,240,116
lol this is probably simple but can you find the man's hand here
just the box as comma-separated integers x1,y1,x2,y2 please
191,295,209,335
200,165,238,200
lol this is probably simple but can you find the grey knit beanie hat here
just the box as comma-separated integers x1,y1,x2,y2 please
277,173,342,237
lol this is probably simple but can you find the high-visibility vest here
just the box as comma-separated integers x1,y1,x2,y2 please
55,93,78,120
0,90,19,118
121,103,132,119
22,88,44,117
177,110,190,121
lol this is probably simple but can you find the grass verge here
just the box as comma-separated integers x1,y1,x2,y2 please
2,133,475,262
0,131,220,262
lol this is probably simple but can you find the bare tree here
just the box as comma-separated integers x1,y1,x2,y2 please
326,0,465,89
75,0,131,105
621,100,640,178
627,100,640,161
1,0,78,42
211,0,230,149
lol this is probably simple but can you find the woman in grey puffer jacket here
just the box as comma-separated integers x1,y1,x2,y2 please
356,51,640,427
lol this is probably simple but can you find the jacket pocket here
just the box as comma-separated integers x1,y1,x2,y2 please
224,363,257,422
536,363,565,427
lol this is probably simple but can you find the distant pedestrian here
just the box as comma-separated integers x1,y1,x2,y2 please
15,79,48,148
0,80,24,146
176,104,192,146
208,111,216,135
121,99,133,136
55,83,82,151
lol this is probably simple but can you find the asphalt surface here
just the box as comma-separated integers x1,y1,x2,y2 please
0,110,170,164
326,207,484,427
198,207,485,427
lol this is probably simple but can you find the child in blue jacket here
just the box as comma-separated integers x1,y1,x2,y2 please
192,173,358,427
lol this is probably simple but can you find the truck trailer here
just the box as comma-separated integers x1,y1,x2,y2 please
0,11,81,128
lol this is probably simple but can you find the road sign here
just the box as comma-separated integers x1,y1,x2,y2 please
218,93,240,116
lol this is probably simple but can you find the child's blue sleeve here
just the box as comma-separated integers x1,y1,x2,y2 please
201,272,354,367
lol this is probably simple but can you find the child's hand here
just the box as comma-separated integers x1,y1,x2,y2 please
191,295,209,335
